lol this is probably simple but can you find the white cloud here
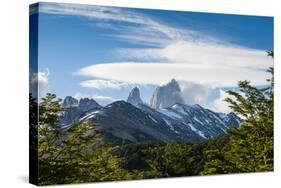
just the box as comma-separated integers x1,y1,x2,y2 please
30,70,49,100
164,41,268,68
118,41,271,70
178,81,213,107
74,92,118,106
80,79,131,90
211,89,235,113
77,62,270,87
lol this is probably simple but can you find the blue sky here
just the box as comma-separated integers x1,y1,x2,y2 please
34,2,273,112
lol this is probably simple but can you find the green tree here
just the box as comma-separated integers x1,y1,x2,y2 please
37,93,102,184
38,93,62,159
29,93,39,184
38,93,141,185
201,51,274,174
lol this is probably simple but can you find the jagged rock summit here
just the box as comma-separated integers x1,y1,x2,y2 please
78,98,100,111
62,96,78,107
150,78,184,109
127,87,143,105
60,96,101,128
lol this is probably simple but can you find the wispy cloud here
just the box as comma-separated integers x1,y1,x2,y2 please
38,2,215,47
74,92,119,106
112,41,272,87
30,69,49,100
210,89,235,113
116,41,271,70
80,79,131,90
178,81,213,107
77,62,270,87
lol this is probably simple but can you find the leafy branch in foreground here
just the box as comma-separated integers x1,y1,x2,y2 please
201,51,274,174
38,93,143,185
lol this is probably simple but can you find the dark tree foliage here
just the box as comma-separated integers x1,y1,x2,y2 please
200,51,274,174
37,94,142,185
29,93,38,184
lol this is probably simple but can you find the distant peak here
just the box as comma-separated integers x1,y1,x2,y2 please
79,98,98,106
132,86,140,91
171,78,176,83
78,98,101,109
165,78,180,89
127,87,143,105
193,104,202,108
62,96,78,107
150,79,184,109
106,100,127,107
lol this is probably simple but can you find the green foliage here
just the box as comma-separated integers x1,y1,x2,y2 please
38,93,62,159
38,93,143,185
141,143,198,177
201,51,274,174
29,94,39,183
29,93,38,151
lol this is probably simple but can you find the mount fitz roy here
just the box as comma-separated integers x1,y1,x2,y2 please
60,79,241,143
150,78,184,109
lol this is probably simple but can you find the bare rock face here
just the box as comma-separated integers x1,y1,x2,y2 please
127,87,143,105
60,97,101,128
150,79,184,109
78,98,100,111
62,96,78,107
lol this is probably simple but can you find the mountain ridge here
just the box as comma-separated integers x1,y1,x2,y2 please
60,99,241,143
59,80,241,143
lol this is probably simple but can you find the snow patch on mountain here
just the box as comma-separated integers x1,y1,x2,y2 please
158,108,183,119
186,123,206,139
